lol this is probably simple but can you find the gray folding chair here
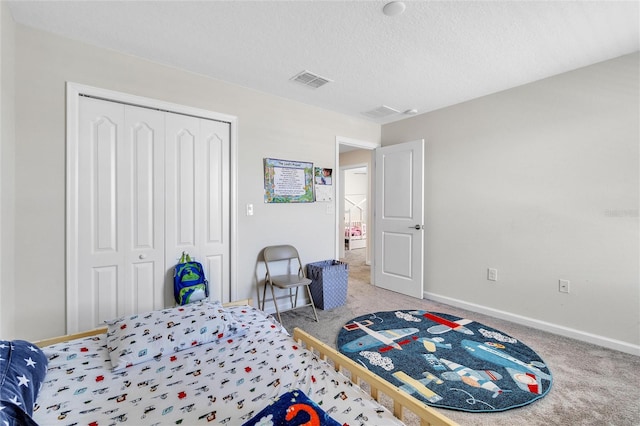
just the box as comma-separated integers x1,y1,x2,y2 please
260,244,319,323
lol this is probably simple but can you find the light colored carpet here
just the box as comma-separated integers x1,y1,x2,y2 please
279,248,640,426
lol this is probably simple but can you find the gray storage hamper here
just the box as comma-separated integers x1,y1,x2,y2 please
306,260,349,310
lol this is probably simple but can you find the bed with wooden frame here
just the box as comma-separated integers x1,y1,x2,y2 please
345,219,367,250
9,299,457,426
345,194,367,251
292,328,457,426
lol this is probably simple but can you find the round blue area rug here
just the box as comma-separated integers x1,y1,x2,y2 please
337,310,552,412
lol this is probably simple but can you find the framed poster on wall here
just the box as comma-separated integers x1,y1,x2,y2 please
264,158,315,203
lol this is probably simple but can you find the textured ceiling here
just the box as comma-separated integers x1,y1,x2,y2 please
7,0,640,124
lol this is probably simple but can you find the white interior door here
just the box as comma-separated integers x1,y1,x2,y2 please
200,119,231,303
164,114,230,304
70,90,232,334
374,140,425,298
75,97,165,331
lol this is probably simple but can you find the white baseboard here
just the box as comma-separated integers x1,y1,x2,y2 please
424,291,640,357
259,294,309,317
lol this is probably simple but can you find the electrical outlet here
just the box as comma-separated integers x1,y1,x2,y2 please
487,268,498,281
559,279,570,293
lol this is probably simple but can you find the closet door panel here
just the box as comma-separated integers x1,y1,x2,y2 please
205,255,223,302
93,266,118,325
74,98,165,331
165,115,230,303
132,262,155,313
165,114,201,304
206,131,222,243
124,105,165,313
93,116,118,252
77,97,125,329
176,128,197,246
131,122,156,248
202,120,230,302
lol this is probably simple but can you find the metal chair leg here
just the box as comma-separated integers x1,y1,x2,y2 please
288,288,295,308
269,283,282,323
293,287,300,308
305,284,319,322
261,280,269,311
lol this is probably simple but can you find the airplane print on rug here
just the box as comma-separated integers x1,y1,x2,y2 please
337,310,553,413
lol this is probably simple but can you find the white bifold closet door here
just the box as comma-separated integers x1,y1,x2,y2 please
74,96,229,332
164,112,230,309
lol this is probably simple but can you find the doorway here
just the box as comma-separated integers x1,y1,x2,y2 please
336,136,377,282
344,166,368,253
342,166,369,278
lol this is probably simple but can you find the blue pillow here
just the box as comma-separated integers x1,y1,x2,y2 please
0,340,48,425
242,389,341,426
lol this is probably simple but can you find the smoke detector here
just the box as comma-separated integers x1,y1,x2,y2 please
383,2,406,17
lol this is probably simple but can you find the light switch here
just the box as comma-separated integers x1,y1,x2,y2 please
246,204,254,216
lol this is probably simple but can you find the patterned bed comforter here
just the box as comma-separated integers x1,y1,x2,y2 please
33,306,403,425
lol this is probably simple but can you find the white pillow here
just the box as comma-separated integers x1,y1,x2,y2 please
105,301,245,371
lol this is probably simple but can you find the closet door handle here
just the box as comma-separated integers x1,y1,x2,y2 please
409,224,423,230
139,254,147,259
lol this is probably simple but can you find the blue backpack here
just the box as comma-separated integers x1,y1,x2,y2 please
173,252,208,305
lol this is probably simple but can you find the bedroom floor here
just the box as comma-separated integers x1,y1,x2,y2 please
279,249,640,426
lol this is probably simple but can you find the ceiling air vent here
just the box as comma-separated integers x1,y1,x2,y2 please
290,70,332,89
362,105,400,119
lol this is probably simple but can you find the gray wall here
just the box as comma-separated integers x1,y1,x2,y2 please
2,23,379,340
383,53,639,351
0,1,16,338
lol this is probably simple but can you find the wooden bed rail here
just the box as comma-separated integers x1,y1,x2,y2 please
35,298,254,348
292,327,458,426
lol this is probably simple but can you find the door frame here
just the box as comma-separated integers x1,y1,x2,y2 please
66,82,238,332
335,136,378,274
